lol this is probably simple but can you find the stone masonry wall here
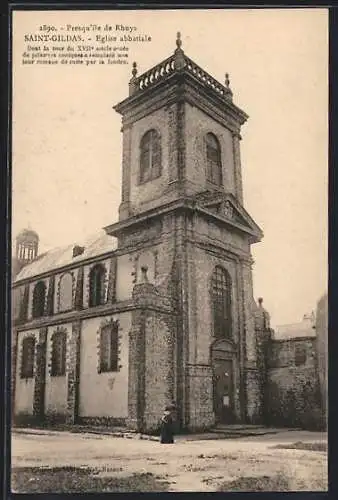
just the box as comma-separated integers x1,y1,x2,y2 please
143,313,175,431
129,276,176,433
185,364,214,430
185,103,236,196
266,338,323,430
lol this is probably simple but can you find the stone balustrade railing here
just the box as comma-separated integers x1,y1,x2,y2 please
131,54,232,101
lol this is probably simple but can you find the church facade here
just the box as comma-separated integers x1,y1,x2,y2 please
12,34,323,433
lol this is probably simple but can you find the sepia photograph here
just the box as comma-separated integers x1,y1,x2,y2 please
10,7,328,493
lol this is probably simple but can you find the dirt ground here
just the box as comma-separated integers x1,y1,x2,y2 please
11,429,328,492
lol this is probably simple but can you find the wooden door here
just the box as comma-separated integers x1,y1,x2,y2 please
213,359,234,424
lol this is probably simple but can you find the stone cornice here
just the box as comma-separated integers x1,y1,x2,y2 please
104,198,195,237
14,296,175,333
115,71,247,132
13,250,116,288
14,300,132,331
105,197,261,242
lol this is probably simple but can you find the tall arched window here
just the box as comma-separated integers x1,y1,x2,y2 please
51,329,67,376
89,264,105,307
206,133,222,186
32,281,46,318
211,266,232,339
99,320,119,373
58,273,73,312
139,129,161,184
20,336,36,378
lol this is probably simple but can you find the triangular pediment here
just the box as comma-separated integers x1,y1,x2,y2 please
194,191,263,242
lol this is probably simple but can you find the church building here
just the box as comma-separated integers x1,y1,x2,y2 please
13,33,321,433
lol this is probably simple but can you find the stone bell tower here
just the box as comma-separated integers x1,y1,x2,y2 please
106,33,264,431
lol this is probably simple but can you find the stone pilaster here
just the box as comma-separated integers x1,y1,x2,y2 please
118,123,132,221
66,320,81,425
232,133,244,205
46,275,55,316
18,284,29,323
240,259,258,423
33,327,47,419
168,104,179,183
177,98,186,185
174,214,189,429
74,266,84,310
107,256,117,303
127,309,146,431
128,268,176,433
236,260,247,422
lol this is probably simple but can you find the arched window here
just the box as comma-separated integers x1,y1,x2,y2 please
206,133,222,186
99,320,119,373
20,336,35,378
51,329,67,376
211,266,232,339
32,281,46,318
58,273,73,312
89,264,105,307
139,129,161,184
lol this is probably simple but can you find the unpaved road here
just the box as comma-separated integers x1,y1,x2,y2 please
11,429,327,492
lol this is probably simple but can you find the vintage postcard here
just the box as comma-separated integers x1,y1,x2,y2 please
10,7,328,493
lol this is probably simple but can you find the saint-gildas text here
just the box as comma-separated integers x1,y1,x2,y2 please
21,23,152,66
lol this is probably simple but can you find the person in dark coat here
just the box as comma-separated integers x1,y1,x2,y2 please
160,406,175,444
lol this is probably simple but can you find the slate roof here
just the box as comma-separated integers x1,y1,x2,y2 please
14,230,117,282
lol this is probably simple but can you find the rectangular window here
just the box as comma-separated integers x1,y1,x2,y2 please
99,323,119,373
20,337,35,378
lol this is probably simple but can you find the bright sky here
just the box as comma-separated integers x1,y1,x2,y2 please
12,9,328,327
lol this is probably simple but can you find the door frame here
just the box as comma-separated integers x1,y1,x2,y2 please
210,339,236,424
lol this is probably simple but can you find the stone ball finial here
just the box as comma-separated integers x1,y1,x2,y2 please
176,31,182,49
132,61,138,78
140,265,149,283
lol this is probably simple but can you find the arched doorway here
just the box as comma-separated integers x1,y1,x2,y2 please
211,339,236,424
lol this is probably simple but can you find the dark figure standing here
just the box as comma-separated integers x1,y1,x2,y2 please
160,407,175,444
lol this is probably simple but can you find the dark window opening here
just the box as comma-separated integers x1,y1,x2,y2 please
139,129,162,184
211,266,232,339
32,281,46,318
20,336,35,378
99,321,119,373
89,264,105,307
206,133,222,186
51,330,67,376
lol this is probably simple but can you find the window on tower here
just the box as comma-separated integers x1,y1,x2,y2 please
89,264,105,307
206,133,222,186
211,266,232,339
139,129,162,184
32,281,46,318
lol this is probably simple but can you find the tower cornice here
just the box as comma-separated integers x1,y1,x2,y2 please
114,57,248,132
104,196,262,243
